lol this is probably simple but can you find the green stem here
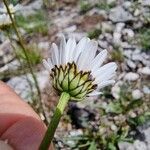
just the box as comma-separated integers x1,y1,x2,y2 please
3,0,49,124
39,92,70,150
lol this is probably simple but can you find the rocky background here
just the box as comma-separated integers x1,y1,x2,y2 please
0,0,150,149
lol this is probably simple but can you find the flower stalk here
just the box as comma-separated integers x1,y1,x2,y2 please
2,0,49,124
39,92,70,150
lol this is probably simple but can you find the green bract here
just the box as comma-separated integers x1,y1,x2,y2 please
51,62,97,101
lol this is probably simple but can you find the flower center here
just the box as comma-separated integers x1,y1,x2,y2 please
50,62,97,101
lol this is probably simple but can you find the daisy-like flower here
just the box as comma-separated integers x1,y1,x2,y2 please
43,35,117,101
0,3,21,14
0,14,12,27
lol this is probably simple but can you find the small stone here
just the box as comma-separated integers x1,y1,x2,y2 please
38,42,49,50
115,23,125,33
132,89,143,99
133,140,147,150
127,60,136,69
107,0,116,5
118,141,134,150
109,6,133,23
122,28,134,39
123,1,132,9
63,25,77,33
101,21,114,33
134,9,141,16
124,72,139,81
141,0,150,6
111,82,122,99
138,67,150,76
143,86,150,94
110,124,117,131
113,32,122,45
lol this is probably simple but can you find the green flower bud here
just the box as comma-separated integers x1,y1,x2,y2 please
51,62,97,101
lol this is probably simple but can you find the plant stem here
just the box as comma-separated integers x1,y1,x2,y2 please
3,0,48,124
2,0,41,100
39,92,70,150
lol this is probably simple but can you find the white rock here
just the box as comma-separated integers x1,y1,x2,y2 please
127,60,136,69
63,25,77,33
113,32,122,45
7,71,49,101
123,1,132,9
134,140,147,150
124,72,139,81
132,54,143,61
110,124,117,131
143,86,150,94
118,142,134,150
115,23,125,33
111,82,122,99
142,0,150,6
38,42,49,50
138,67,150,76
101,22,114,33
122,28,134,39
132,89,143,99
134,9,140,16
109,6,133,23
107,0,116,5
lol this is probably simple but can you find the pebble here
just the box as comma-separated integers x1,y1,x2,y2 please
115,23,125,33
7,71,49,101
133,140,147,150
138,67,150,76
111,82,121,99
143,86,150,94
109,6,133,23
124,72,139,81
113,32,122,45
132,89,143,99
127,60,136,69
122,28,134,39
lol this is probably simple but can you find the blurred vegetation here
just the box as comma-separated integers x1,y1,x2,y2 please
15,10,48,35
138,28,150,51
16,44,42,66
88,28,102,39
65,84,150,149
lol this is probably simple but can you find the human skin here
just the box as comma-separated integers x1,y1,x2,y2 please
0,81,53,150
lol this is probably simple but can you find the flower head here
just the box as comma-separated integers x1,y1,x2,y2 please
0,4,21,14
43,35,117,101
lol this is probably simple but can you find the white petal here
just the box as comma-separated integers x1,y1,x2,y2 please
88,90,102,96
97,80,115,89
51,43,59,65
94,71,116,84
43,59,53,72
90,50,107,71
77,40,98,71
64,37,76,63
93,62,117,78
73,37,90,62
59,34,66,64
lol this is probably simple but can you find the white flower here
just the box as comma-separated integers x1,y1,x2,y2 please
0,14,12,27
43,35,117,100
0,4,21,14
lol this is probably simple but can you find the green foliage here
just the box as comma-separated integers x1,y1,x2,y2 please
95,1,115,11
138,28,150,50
111,48,124,62
127,112,150,127
16,44,42,66
79,1,93,14
88,28,102,39
15,10,48,35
